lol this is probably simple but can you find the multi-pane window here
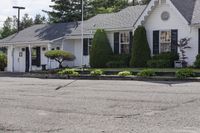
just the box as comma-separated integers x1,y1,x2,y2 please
120,32,130,54
160,31,171,53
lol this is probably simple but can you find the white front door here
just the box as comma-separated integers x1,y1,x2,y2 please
13,47,26,72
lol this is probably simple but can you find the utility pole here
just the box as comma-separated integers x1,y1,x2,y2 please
13,6,25,32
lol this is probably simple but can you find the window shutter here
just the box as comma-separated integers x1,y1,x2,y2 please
198,29,200,54
25,47,30,72
36,47,41,67
83,38,89,56
171,29,178,53
153,31,159,55
129,31,133,53
114,32,119,54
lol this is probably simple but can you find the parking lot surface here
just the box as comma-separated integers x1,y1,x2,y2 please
0,77,200,133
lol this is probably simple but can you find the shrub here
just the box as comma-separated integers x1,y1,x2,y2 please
152,52,179,67
106,61,126,68
118,71,132,77
175,69,195,79
45,50,75,68
90,29,113,68
137,69,156,77
130,26,151,67
147,59,171,68
194,54,200,68
90,69,103,76
58,69,79,76
0,52,7,71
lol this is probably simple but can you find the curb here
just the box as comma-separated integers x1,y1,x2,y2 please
19,74,200,82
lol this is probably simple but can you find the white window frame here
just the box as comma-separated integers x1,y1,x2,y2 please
119,32,130,54
159,30,171,53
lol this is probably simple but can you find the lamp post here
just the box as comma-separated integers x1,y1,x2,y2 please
81,0,84,67
13,6,25,32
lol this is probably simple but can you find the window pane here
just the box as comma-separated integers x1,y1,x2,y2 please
121,44,129,54
120,32,129,43
32,48,37,60
160,31,171,43
160,43,171,53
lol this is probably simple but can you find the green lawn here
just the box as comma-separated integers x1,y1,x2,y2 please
87,68,200,72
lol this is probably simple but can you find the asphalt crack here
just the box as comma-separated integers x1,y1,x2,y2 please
55,80,77,90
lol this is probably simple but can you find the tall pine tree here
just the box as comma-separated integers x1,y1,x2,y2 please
44,0,90,23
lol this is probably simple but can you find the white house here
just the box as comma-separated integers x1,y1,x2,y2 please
0,0,200,72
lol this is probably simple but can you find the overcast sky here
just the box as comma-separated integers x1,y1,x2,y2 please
0,0,53,27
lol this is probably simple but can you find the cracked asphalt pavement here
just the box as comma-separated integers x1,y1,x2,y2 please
0,77,200,133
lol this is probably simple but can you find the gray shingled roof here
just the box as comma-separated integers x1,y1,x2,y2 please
191,0,200,24
0,22,78,44
0,5,146,44
71,5,146,35
170,0,200,24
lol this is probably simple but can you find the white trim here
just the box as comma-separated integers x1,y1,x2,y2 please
0,41,50,46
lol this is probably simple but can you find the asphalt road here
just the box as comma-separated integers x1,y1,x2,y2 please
0,77,200,133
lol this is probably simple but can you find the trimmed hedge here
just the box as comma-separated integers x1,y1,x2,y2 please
118,71,132,77
137,69,156,77
147,59,171,68
175,69,195,79
106,54,131,68
194,54,200,68
0,52,7,71
147,52,179,68
130,26,151,67
58,69,79,76
90,69,103,76
90,29,113,68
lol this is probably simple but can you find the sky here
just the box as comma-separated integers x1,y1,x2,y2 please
0,0,53,27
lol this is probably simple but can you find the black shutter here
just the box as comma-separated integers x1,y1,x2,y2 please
129,31,133,53
171,29,178,53
36,47,41,67
25,47,30,72
114,32,119,54
199,29,200,54
83,38,89,56
153,30,159,55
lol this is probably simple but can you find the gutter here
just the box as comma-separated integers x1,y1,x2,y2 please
0,41,50,46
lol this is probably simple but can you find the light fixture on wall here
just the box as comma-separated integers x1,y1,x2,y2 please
21,48,25,52
42,47,46,51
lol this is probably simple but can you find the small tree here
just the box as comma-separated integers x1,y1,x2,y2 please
130,26,151,67
90,29,113,68
0,52,7,71
177,38,191,67
45,50,75,68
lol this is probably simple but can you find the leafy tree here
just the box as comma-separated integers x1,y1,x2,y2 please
34,14,46,24
45,50,75,68
20,14,33,30
0,52,7,71
90,29,113,68
0,17,16,39
44,0,90,23
130,26,151,67
88,0,132,15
